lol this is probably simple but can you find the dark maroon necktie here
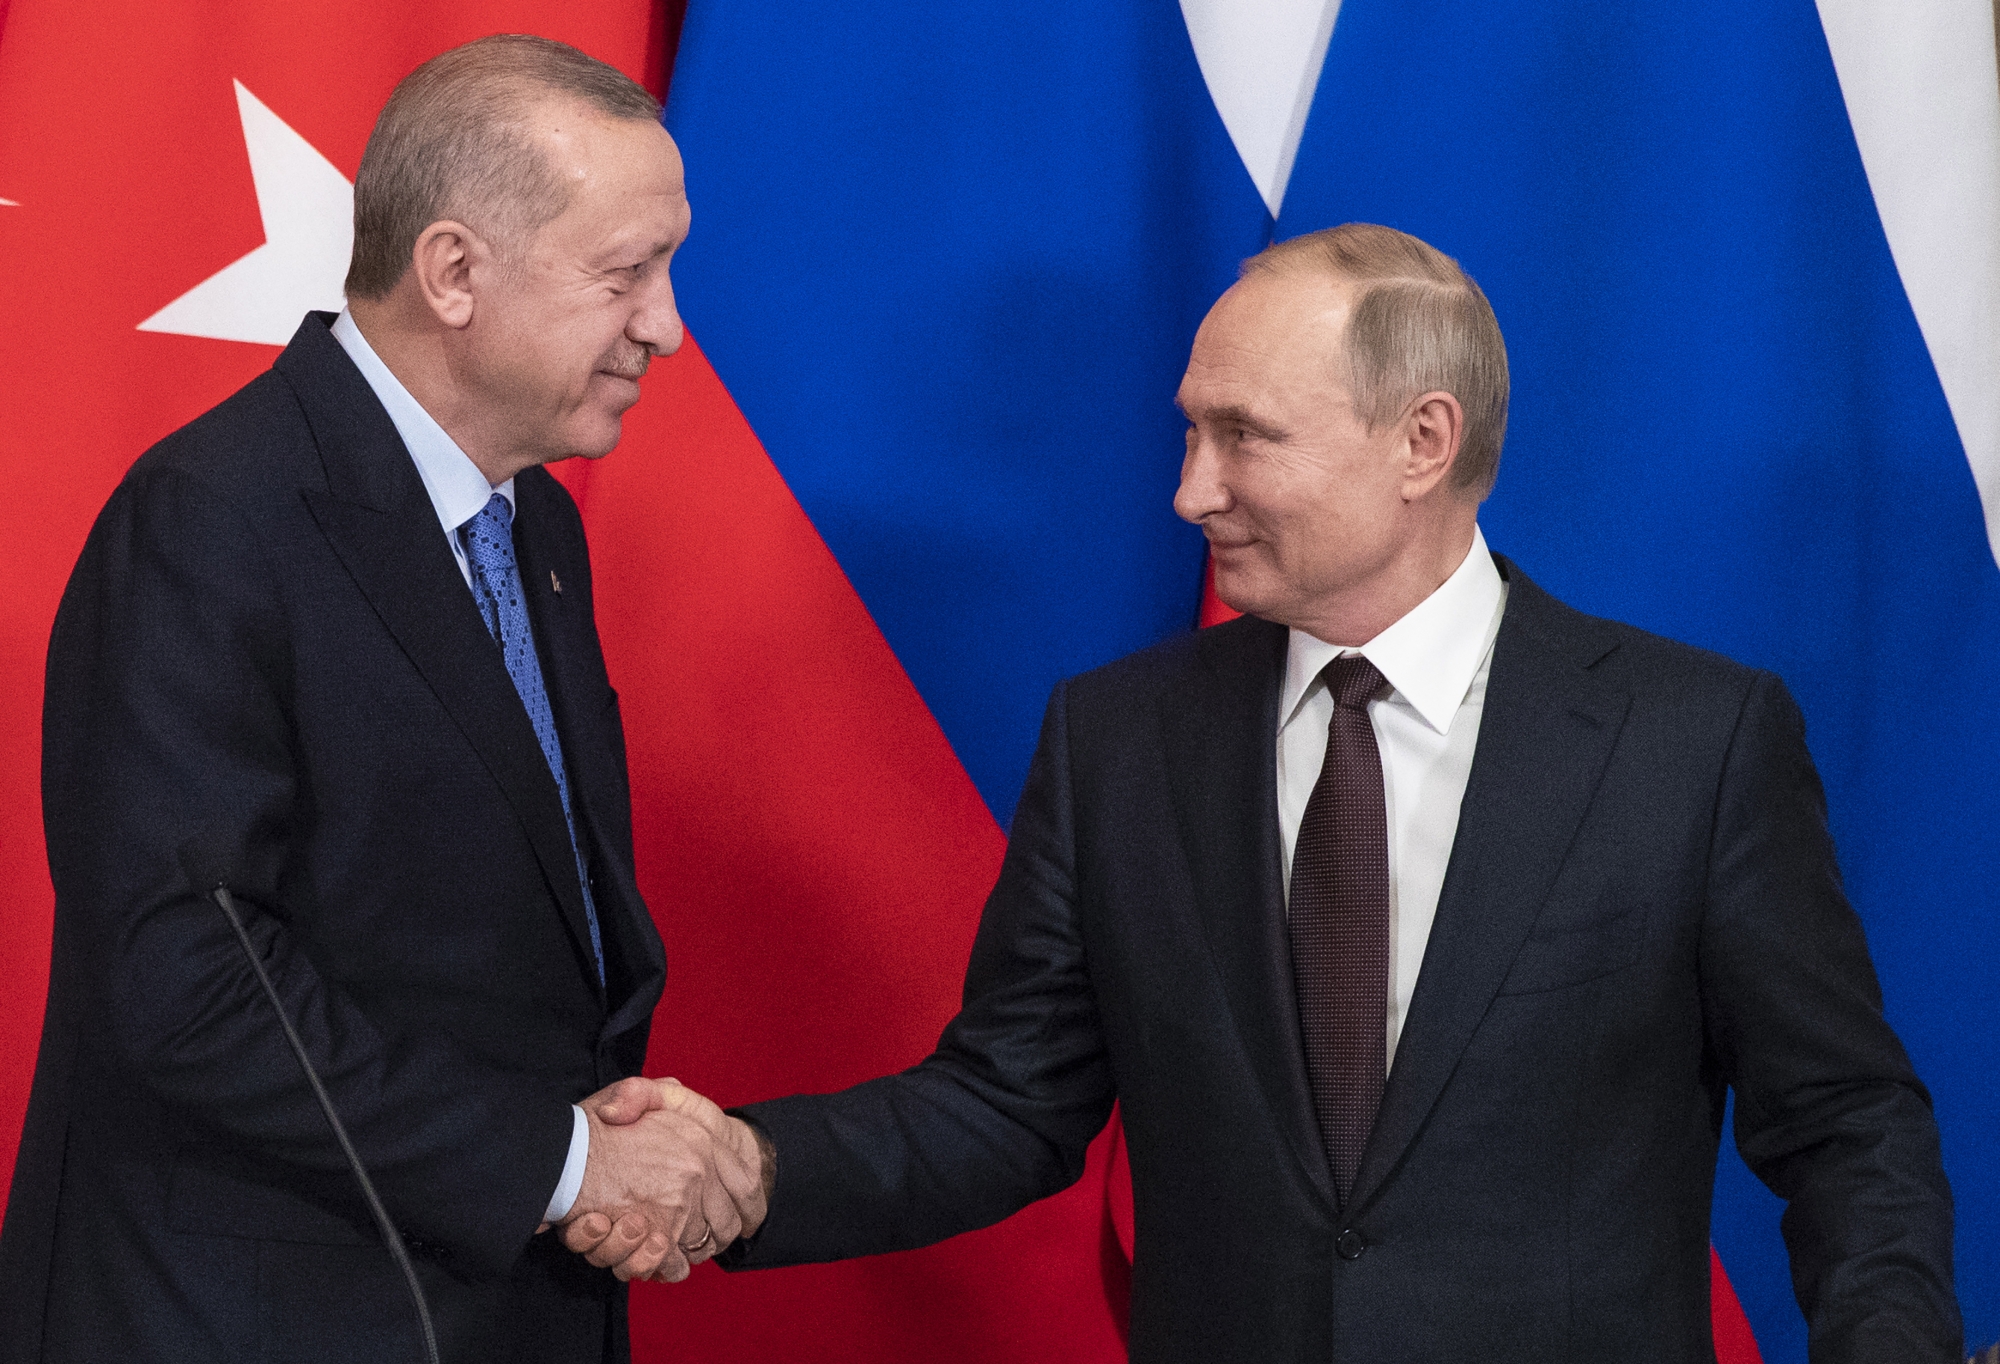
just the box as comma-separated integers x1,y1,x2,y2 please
1288,655,1390,1207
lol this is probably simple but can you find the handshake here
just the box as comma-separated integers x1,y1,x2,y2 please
541,1076,774,1283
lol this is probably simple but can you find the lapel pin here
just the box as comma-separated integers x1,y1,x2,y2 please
550,570,562,595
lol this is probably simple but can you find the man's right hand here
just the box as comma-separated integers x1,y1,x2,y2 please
554,1078,767,1282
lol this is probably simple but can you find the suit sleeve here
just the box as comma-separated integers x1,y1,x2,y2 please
726,680,1117,1266
42,464,573,1278
1699,672,1961,1361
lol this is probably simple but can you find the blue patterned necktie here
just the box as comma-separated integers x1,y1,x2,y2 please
460,493,605,986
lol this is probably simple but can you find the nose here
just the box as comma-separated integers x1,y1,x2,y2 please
630,267,685,357
1173,427,1230,525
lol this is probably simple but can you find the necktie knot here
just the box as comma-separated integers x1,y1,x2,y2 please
460,495,521,648
1324,655,1386,712
462,493,516,570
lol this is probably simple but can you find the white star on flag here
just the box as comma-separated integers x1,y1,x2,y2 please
138,81,353,346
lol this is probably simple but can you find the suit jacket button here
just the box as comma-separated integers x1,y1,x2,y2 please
1335,1229,1366,1260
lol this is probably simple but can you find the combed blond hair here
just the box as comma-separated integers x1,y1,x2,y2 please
345,35,661,300
1241,223,1508,499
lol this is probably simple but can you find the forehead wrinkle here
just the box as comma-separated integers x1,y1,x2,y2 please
587,208,689,270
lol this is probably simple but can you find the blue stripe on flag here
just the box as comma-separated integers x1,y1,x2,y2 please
665,0,1270,823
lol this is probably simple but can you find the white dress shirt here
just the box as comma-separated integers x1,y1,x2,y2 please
330,309,590,1223
1277,526,1508,1071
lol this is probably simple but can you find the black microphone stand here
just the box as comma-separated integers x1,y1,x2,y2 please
204,881,442,1364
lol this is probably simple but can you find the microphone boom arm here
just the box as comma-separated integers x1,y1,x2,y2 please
204,882,441,1364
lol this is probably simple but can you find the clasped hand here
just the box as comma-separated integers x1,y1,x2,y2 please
546,1077,769,1283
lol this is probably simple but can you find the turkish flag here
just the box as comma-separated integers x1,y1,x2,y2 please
0,0,656,1219
0,2,1127,1360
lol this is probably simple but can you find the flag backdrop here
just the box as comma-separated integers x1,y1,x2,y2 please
1268,6,2000,1360
2,4,1995,1364
661,0,2000,1355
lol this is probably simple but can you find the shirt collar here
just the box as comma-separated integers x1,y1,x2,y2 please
330,308,513,536
1281,525,1507,737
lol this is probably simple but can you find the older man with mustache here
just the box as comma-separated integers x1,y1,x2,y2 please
0,34,764,1364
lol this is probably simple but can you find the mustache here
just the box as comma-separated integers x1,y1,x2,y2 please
598,346,652,381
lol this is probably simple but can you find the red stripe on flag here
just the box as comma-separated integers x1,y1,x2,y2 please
1712,1247,1766,1363
556,336,1129,1360
642,0,684,100
1199,551,1242,627
1101,1113,1135,1346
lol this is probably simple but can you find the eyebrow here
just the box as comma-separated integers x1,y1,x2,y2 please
1181,400,1289,440
597,236,682,271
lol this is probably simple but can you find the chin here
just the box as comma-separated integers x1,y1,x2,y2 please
567,416,626,460
1209,568,1271,618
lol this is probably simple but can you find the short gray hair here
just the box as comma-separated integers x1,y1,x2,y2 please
345,34,661,300
1241,223,1509,499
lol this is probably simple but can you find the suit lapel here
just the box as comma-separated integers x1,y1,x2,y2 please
1347,563,1629,1214
1161,617,1339,1210
276,317,605,994
512,470,666,1022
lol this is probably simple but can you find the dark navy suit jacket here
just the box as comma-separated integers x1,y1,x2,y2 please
730,561,1960,1362
0,314,664,1363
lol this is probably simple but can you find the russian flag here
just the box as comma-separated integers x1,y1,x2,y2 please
646,0,1999,1358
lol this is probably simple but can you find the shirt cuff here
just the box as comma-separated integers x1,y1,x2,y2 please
544,1104,589,1223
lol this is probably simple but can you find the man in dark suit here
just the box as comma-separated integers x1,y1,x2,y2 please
601,223,1960,1359
0,35,762,1364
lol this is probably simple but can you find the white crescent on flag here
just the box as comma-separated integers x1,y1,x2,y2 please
136,81,353,346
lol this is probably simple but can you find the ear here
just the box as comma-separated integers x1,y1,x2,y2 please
407,220,486,330
1399,390,1465,501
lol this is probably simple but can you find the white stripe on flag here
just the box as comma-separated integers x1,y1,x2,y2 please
1818,0,2000,568
1181,0,1344,217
